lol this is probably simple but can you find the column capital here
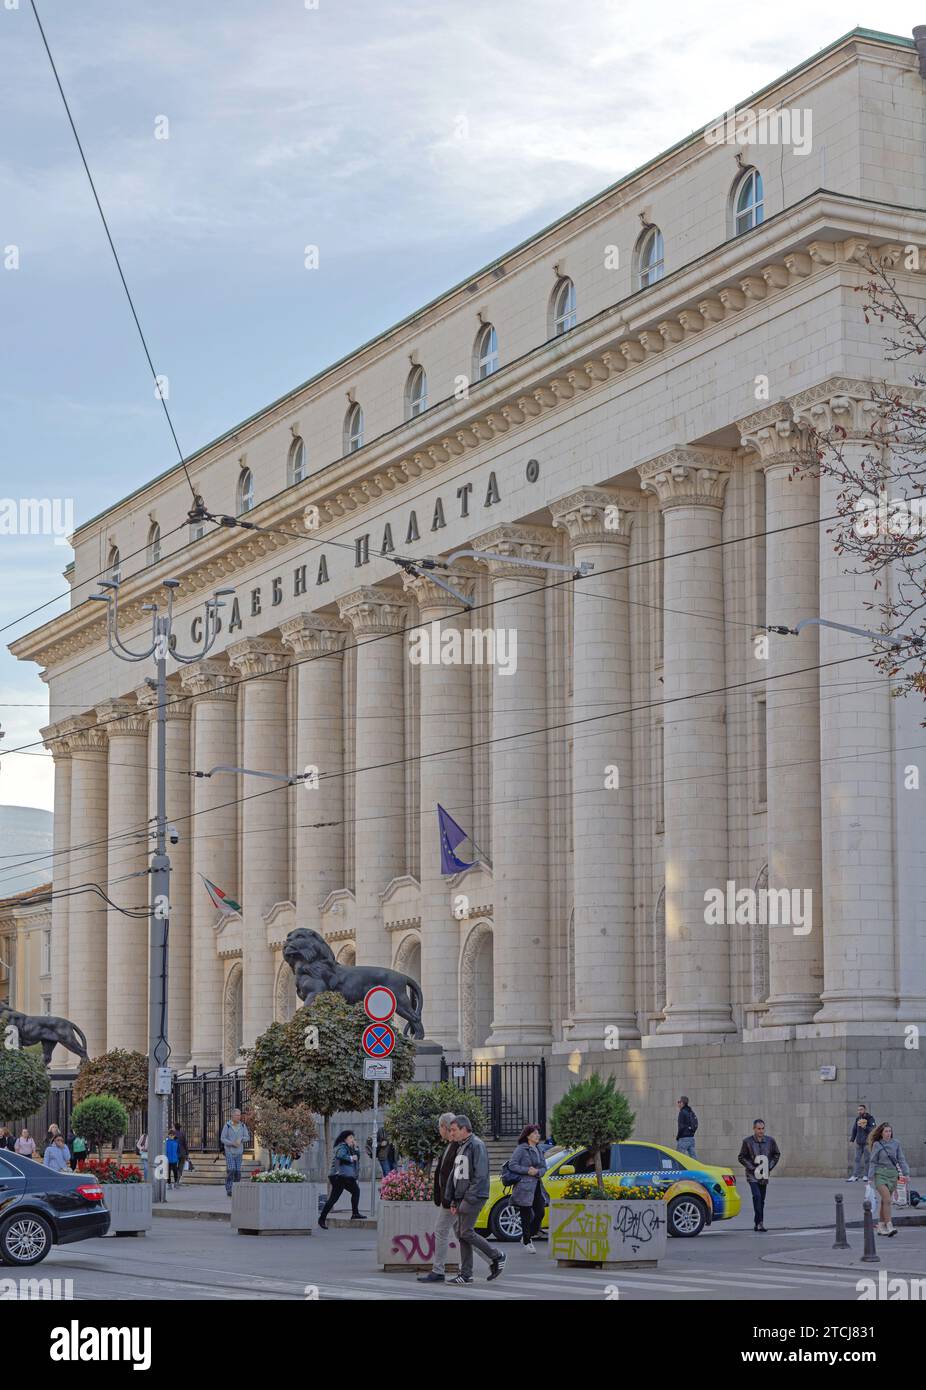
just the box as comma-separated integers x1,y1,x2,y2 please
279,612,349,657
638,448,731,510
95,699,149,738
179,659,237,702
226,637,289,681
337,587,411,637
40,721,73,761
789,377,886,439
738,402,813,471
400,570,476,612
59,716,107,754
468,523,555,579
550,488,637,546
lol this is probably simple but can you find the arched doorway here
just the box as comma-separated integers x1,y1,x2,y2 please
275,960,298,1022
223,962,243,1067
459,920,494,1051
393,933,421,983
335,941,356,967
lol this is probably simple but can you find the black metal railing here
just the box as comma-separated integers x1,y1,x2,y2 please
441,1058,546,1139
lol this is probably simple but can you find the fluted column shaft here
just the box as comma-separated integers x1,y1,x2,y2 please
640,452,735,1036
227,640,289,1048
552,492,638,1041
740,405,823,1025
338,590,410,970
97,701,149,1051
180,661,238,1069
42,725,72,1025
402,574,475,1048
280,616,347,935
61,718,108,1057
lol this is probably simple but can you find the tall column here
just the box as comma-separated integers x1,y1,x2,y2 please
96,700,149,1052
163,684,192,1067
739,403,823,1026
338,589,410,970
41,723,72,1025
401,572,475,1049
180,660,238,1069
471,524,552,1049
227,639,289,1048
639,450,735,1037
551,491,639,1042
792,381,897,1022
60,716,108,1058
279,615,348,935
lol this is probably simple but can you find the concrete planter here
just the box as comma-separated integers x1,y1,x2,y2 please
102,1183,152,1236
231,1180,316,1235
377,1200,460,1272
548,1198,667,1268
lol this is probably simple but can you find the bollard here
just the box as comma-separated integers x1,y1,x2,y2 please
833,1193,850,1249
860,1199,880,1263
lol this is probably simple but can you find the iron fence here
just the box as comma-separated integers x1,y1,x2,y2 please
441,1058,546,1139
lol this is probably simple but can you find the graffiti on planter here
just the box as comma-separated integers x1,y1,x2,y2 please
391,1232,459,1262
612,1204,663,1246
551,1204,611,1263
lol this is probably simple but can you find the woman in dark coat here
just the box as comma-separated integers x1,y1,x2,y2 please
508,1123,549,1251
318,1130,365,1228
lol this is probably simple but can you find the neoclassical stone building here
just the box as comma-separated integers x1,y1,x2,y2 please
12,28,926,1170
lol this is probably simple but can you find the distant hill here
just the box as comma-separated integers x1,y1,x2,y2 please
0,806,54,898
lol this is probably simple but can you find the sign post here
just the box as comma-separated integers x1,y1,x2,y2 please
362,988,398,1219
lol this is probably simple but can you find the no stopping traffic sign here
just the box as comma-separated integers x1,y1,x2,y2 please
362,1022,396,1058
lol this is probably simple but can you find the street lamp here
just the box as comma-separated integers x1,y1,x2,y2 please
766,617,922,650
90,576,234,1203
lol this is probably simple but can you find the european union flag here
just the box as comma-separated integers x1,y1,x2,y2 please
437,804,476,875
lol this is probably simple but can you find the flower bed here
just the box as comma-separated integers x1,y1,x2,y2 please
549,1185,667,1268
251,1168,306,1183
377,1164,460,1272
76,1158,144,1184
380,1165,430,1202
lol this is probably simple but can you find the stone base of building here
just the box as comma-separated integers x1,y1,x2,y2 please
547,1034,926,1178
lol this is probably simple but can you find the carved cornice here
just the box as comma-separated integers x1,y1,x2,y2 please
94,699,149,738
638,448,731,510
225,637,289,681
400,570,476,613
60,717,107,754
278,613,349,657
179,658,238,702
550,487,637,547
737,401,813,469
469,523,556,580
790,376,892,438
337,587,411,637
40,722,73,761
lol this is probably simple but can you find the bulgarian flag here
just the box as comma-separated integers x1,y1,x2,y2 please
200,875,241,915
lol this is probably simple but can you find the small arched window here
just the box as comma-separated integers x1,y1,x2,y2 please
733,168,764,235
147,522,161,565
636,227,665,288
106,545,121,585
550,277,577,335
405,365,428,420
289,437,307,485
474,323,498,381
237,466,255,515
344,402,364,453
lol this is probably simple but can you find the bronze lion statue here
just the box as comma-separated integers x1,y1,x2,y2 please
282,928,425,1039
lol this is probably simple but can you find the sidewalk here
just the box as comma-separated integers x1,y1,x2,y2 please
153,1178,378,1227
763,1231,926,1279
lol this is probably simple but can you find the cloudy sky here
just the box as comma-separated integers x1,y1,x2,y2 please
0,0,919,809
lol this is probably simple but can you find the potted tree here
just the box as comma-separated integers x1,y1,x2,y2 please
0,1048,50,1133
548,1074,666,1269
231,1098,319,1235
376,1081,488,1272
71,1094,150,1236
72,1049,147,1159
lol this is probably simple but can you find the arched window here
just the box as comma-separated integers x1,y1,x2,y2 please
147,522,161,566
405,365,428,420
288,437,307,485
473,323,498,380
550,277,577,335
733,168,764,235
237,466,254,515
636,226,665,288
106,545,121,585
344,402,364,453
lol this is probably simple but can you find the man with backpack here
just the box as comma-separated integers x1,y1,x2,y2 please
675,1095,699,1160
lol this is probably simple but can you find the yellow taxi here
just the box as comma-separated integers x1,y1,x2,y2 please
477,1139,740,1241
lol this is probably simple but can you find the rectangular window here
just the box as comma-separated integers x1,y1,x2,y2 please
654,724,665,834
41,930,51,976
756,698,768,808
41,995,52,1016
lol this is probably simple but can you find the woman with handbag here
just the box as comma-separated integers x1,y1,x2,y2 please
507,1123,549,1252
867,1122,910,1237
318,1130,366,1228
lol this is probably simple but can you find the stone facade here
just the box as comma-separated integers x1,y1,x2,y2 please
11,30,926,1171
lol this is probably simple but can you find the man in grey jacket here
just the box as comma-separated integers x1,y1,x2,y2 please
446,1115,505,1285
219,1108,250,1196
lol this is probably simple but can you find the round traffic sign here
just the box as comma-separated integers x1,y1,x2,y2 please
363,985,397,1023
361,1023,396,1058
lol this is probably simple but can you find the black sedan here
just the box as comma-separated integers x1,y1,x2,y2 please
0,1150,110,1265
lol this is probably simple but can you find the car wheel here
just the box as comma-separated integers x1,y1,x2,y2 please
0,1212,54,1266
488,1198,522,1242
667,1194,707,1238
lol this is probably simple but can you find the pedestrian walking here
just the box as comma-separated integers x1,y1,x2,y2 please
137,1133,148,1181
44,1123,61,1154
43,1135,71,1173
675,1095,699,1161
867,1122,910,1237
507,1123,549,1251
417,1113,459,1284
14,1129,36,1158
219,1108,250,1197
365,1126,397,1178
0,1127,15,1151
174,1124,189,1184
447,1115,505,1285
737,1119,781,1232
847,1103,876,1181
67,1129,88,1171
165,1129,181,1186
318,1130,365,1227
